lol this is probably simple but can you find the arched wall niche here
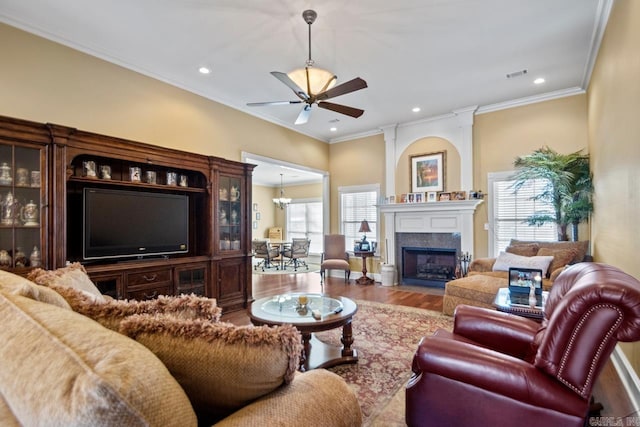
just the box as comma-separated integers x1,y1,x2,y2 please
395,136,461,195
381,106,477,197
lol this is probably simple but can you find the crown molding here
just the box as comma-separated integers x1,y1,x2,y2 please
581,0,615,88
475,87,585,115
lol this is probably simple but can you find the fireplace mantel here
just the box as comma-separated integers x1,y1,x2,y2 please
377,200,483,267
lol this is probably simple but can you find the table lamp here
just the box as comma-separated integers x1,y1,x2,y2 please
359,220,371,246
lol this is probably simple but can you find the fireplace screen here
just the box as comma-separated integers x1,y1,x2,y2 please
402,246,457,288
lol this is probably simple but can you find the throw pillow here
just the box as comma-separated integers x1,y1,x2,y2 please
505,243,540,257
0,269,71,310
119,314,303,421
537,247,579,276
510,239,588,264
44,285,222,331
492,251,554,277
27,263,105,303
0,291,197,426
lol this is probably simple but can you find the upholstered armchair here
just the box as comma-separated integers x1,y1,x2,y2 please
320,234,350,282
252,239,280,271
407,262,640,427
283,238,311,271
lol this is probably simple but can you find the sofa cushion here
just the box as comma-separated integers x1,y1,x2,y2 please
27,263,105,303
492,251,554,277
505,243,540,257
0,269,70,310
119,314,303,422
510,239,588,264
0,292,197,426
537,247,578,275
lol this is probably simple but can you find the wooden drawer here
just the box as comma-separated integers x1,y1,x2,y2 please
126,284,172,300
176,283,205,296
127,269,172,288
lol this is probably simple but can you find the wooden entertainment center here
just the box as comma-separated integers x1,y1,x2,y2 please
0,115,254,312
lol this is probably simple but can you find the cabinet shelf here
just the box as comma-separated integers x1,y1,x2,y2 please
68,176,206,193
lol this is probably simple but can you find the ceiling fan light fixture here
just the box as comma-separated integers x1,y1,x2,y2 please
287,67,337,96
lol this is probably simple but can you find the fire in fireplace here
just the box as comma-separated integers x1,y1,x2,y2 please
402,246,457,288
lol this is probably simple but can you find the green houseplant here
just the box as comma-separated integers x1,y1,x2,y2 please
512,146,593,241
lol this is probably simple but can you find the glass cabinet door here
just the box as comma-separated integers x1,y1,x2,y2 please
0,144,45,270
218,175,241,252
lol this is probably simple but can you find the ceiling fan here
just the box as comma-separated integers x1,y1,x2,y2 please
247,9,367,125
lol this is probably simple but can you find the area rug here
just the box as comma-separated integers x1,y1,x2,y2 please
315,300,453,426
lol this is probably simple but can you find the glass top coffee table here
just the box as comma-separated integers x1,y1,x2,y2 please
249,293,358,371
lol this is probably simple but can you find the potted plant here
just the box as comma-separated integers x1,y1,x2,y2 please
512,146,593,241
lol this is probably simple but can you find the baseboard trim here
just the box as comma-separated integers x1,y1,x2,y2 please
611,345,640,414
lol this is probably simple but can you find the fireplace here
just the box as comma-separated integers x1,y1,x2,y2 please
378,199,483,287
402,247,457,288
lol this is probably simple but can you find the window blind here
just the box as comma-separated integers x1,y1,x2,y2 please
492,177,556,255
340,190,378,249
286,201,323,254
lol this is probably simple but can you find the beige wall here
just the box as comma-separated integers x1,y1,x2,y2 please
250,184,276,240
587,0,640,372
329,133,386,273
0,23,329,170
251,182,323,240
329,133,386,234
472,95,589,257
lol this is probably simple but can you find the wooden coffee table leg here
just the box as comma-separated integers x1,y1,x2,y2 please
300,332,312,371
341,320,354,357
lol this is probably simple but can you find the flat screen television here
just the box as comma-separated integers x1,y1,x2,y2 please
83,188,189,260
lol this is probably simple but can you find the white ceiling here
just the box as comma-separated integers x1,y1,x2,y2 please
0,0,609,185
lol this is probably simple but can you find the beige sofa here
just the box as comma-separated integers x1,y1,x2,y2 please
443,240,589,316
0,266,362,426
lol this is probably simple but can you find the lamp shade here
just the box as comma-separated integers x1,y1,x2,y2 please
359,220,371,233
288,67,337,96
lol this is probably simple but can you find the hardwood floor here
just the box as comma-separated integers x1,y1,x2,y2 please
222,271,635,419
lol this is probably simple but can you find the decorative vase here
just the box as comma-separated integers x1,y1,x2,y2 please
29,246,41,268
14,247,27,267
1,192,20,226
0,163,12,186
0,249,11,267
21,200,39,226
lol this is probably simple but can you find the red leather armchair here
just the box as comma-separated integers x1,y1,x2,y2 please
406,262,640,427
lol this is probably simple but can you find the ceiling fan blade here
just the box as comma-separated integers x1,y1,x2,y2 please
271,71,310,101
317,101,364,118
315,77,367,101
247,101,303,106
295,105,312,125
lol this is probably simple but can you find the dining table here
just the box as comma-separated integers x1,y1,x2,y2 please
269,239,291,270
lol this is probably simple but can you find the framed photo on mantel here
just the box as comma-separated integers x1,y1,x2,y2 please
411,151,445,193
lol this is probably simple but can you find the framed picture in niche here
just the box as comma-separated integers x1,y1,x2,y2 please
411,151,445,192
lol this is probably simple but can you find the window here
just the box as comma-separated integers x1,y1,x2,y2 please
285,199,323,254
488,171,557,256
339,185,379,252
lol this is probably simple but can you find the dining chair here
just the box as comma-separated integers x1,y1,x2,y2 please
252,240,279,271
320,234,350,283
283,238,311,271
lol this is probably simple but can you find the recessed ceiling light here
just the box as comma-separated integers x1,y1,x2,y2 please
198,67,211,74
534,77,545,85
412,107,421,113
330,127,337,132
